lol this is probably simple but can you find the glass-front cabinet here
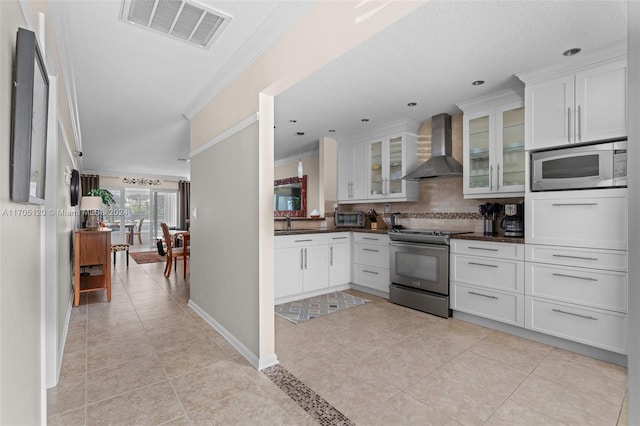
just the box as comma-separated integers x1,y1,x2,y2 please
338,119,419,203
458,89,525,198
367,134,417,201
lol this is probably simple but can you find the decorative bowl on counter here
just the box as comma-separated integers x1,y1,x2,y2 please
310,209,320,219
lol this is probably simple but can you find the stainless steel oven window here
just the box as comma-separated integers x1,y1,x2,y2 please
396,251,439,282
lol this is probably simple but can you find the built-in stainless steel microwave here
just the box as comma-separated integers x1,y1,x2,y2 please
531,140,627,191
335,211,365,228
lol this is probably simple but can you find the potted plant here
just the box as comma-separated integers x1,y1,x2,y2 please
87,188,116,206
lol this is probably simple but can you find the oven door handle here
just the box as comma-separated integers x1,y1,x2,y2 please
390,241,449,252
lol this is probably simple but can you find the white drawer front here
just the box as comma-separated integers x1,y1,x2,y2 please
526,191,627,250
275,234,329,248
326,233,352,244
452,283,524,326
450,239,524,260
525,297,627,354
354,265,390,293
354,244,389,268
525,263,627,313
451,254,524,293
354,233,389,246
525,244,627,272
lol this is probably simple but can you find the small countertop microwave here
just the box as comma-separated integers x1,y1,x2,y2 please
335,211,365,228
531,140,627,192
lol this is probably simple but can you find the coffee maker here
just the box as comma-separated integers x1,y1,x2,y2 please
501,203,524,237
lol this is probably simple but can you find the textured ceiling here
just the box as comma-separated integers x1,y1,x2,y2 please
60,1,628,177
60,0,313,179
274,1,628,160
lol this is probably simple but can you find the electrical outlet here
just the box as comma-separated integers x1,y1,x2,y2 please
384,203,390,213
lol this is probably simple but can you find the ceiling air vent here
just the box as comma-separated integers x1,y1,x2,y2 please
120,0,231,49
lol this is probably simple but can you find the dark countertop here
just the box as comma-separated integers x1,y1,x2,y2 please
274,227,388,236
451,232,524,244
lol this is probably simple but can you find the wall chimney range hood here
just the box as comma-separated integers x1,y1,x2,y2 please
402,113,463,180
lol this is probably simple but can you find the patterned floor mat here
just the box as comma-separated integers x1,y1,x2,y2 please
275,291,370,324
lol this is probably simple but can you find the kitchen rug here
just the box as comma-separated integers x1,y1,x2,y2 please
129,251,166,264
275,291,370,324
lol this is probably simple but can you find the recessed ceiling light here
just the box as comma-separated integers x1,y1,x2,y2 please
328,129,336,133
361,118,370,122
296,132,305,136
177,158,190,162
472,80,485,86
289,119,297,123
407,102,417,107
562,47,582,56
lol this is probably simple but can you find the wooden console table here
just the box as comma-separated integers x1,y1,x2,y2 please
74,228,112,307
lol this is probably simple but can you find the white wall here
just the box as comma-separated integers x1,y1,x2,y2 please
0,1,44,423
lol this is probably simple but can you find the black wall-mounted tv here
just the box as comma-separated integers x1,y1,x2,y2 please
10,27,49,204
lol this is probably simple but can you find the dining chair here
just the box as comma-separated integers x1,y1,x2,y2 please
160,222,189,279
132,218,144,244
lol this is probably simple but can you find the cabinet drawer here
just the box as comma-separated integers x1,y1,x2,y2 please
525,297,627,354
526,190,628,250
525,244,627,272
354,244,389,268
353,233,389,246
525,263,627,313
326,233,352,244
354,265,390,293
452,282,524,326
450,254,524,293
450,239,523,260
275,234,328,248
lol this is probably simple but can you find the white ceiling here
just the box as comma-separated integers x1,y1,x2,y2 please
274,1,628,159
59,1,628,178
59,0,313,179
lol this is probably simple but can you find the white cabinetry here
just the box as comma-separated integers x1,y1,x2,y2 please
518,54,627,150
337,144,367,201
367,133,418,201
328,233,351,286
352,233,390,294
525,244,628,354
450,239,525,326
524,186,628,354
337,120,419,203
275,233,352,304
525,189,628,250
457,89,525,198
275,234,329,301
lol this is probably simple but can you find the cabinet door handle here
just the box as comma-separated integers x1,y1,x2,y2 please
552,272,598,282
304,248,307,269
552,254,599,261
577,105,582,142
363,248,379,252
468,246,499,252
551,203,598,207
568,107,572,142
332,236,348,240
468,291,498,300
362,269,379,275
363,237,379,241
295,239,313,242
496,164,500,191
300,248,304,270
330,246,333,266
490,165,494,191
468,262,498,268
552,308,597,321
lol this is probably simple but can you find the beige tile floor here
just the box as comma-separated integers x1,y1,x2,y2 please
49,248,629,425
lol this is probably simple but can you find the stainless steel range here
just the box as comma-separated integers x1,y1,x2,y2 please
388,229,470,318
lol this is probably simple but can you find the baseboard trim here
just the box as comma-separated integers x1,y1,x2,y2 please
348,283,389,300
187,299,278,371
275,284,351,305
